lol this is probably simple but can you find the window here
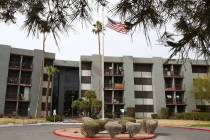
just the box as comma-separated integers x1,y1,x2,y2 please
43,74,48,81
135,105,154,112
135,91,153,98
134,78,152,85
44,59,54,67
81,76,91,83
192,65,208,73
133,64,152,72
81,62,91,70
42,88,51,96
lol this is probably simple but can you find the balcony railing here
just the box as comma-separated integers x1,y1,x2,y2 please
104,83,124,90
166,99,186,105
164,71,183,77
22,63,32,70
113,97,124,104
8,77,19,84
165,85,185,91
9,61,21,69
20,78,31,85
104,69,123,76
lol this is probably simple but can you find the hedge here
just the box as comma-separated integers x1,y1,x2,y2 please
175,112,210,121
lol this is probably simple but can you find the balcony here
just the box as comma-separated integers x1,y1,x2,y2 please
104,83,124,90
8,77,19,85
104,69,123,76
113,97,124,105
164,71,183,78
20,78,32,86
175,84,185,91
9,61,21,70
166,99,186,106
21,62,32,70
105,97,112,104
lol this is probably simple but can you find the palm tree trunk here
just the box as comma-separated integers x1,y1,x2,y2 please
45,76,51,117
98,32,101,99
35,33,46,117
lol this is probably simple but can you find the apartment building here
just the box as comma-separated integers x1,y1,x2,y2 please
0,44,209,117
0,44,55,116
80,55,210,118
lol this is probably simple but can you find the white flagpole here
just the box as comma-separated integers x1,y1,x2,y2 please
101,4,105,119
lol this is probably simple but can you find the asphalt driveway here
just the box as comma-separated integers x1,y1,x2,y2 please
0,124,209,140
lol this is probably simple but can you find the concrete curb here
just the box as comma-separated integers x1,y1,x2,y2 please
53,129,156,140
0,122,82,128
163,126,210,132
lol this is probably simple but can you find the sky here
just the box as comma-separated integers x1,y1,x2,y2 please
0,2,173,61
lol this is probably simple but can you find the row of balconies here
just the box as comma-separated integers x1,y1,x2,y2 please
104,83,124,90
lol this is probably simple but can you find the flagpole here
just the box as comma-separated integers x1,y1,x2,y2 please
101,4,105,119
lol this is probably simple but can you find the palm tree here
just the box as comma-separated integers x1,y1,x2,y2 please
92,21,103,99
45,66,59,117
22,1,70,117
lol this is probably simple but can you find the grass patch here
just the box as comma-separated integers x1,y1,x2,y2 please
0,118,47,125
190,124,210,128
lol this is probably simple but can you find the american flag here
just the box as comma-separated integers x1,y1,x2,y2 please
106,18,128,34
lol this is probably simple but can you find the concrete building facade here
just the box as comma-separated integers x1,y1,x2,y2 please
0,45,210,117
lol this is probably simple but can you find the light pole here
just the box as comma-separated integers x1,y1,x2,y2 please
71,95,74,118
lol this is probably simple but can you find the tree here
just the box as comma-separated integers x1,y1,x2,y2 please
92,21,103,99
193,76,210,104
1,0,210,60
72,90,102,118
45,66,59,117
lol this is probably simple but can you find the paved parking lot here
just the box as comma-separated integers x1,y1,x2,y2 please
0,124,209,140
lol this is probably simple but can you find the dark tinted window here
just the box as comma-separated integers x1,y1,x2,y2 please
81,76,91,83
192,65,208,73
135,105,154,112
81,62,92,70
135,91,153,98
133,64,152,72
134,78,152,85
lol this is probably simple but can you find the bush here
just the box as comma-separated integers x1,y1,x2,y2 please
175,112,210,121
82,117,94,122
146,120,158,134
160,107,169,119
95,119,109,131
118,117,136,133
105,113,113,118
81,120,100,138
126,122,141,138
151,114,158,119
126,107,135,117
46,115,63,122
105,121,122,138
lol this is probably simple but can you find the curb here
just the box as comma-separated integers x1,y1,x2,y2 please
53,129,156,140
0,122,82,128
163,126,210,132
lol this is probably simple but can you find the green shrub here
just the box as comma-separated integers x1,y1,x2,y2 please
46,115,63,122
160,107,169,119
145,120,158,134
175,112,210,121
105,121,122,138
121,117,136,122
81,120,100,138
105,113,113,118
126,122,141,138
151,114,158,119
126,107,135,117
95,119,109,131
